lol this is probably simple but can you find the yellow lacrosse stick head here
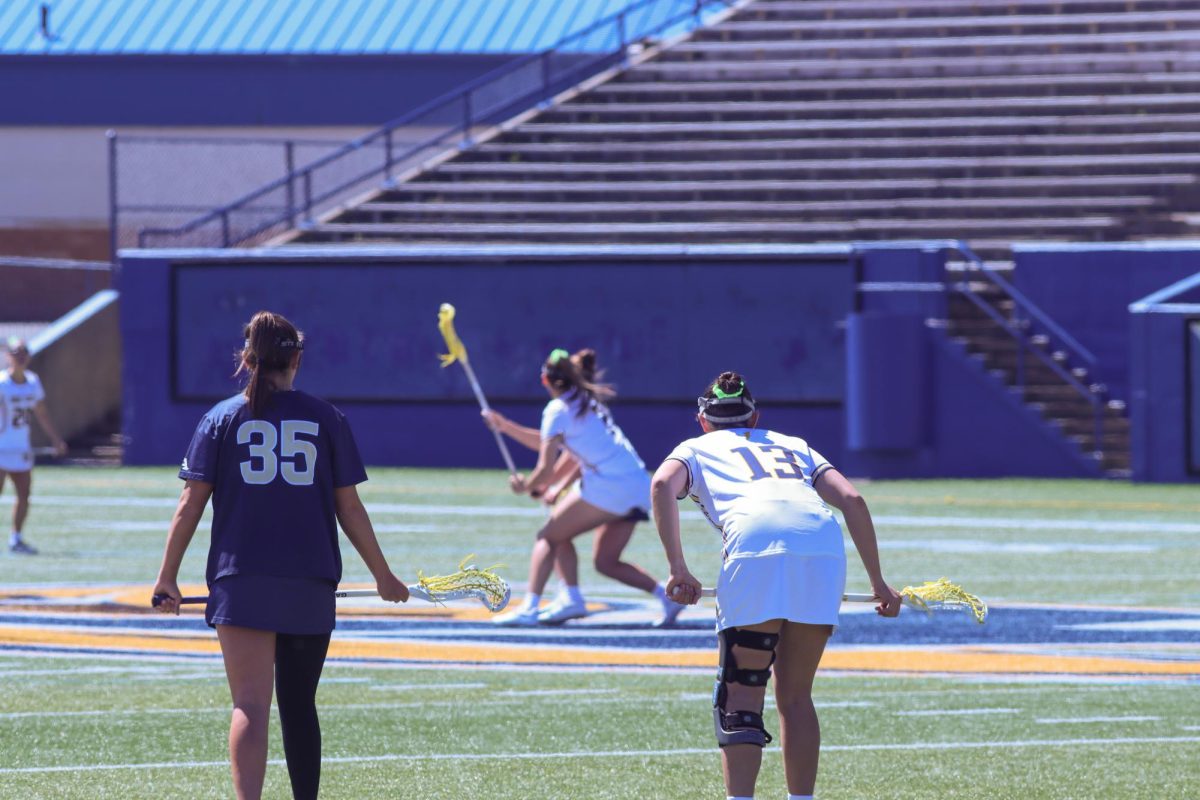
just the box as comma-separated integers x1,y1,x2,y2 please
437,303,469,367
901,577,988,624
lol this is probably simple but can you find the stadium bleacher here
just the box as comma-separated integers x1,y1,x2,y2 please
289,0,1200,261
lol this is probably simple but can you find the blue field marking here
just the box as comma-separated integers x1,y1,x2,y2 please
4,605,1199,649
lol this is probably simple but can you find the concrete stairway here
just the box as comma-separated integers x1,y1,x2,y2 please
292,0,1200,258
944,260,1131,475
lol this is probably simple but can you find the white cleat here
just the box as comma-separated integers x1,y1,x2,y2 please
537,599,588,625
8,540,37,555
653,597,687,629
492,606,541,627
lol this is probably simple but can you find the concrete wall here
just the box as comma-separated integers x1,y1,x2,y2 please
26,290,121,445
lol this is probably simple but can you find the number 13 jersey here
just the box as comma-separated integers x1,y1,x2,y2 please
665,428,842,563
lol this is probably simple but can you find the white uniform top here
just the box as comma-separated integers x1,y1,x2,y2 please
666,427,841,563
0,370,45,454
540,390,645,476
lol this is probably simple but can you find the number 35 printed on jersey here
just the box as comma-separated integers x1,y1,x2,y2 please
237,420,319,486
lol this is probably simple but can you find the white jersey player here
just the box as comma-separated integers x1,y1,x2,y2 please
482,347,683,627
1,338,67,554
651,371,901,800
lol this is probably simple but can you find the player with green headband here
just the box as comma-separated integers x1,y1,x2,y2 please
651,371,902,800
482,347,684,627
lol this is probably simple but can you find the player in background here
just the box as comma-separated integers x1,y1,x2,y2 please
483,347,684,627
152,311,408,800
0,337,67,554
651,371,902,800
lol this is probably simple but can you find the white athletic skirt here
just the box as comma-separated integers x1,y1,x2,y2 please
0,449,33,473
715,551,847,631
578,468,651,517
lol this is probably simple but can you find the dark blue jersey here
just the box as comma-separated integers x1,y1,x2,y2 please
179,390,367,586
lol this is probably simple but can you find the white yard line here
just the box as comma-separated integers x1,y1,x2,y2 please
896,708,1022,716
3,736,1198,774
9,495,1200,534
1035,715,1161,724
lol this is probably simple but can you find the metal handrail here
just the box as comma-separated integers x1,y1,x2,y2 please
951,243,1097,366
130,0,738,251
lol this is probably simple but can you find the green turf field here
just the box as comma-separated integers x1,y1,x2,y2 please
0,468,1197,798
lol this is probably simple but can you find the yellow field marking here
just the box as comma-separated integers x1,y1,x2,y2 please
1,625,1196,675
0,586,569,623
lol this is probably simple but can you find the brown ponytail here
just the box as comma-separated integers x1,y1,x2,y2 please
544,347,613,416
234,311,304,417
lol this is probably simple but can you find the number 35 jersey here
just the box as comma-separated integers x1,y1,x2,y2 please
180,390,367,585
665,428,842,563
0,370,44,455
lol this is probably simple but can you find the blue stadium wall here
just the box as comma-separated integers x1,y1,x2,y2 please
0,54,522,126
121,242,1187,479
118,245,854,471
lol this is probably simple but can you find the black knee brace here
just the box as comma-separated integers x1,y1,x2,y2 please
713,627,779,748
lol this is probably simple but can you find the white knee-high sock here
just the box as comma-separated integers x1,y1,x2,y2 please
788,794,815,799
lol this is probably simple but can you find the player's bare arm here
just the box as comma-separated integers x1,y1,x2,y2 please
815,469,902,617
334,485,409,603
482,409,542,451
152,479,213,614
651,459,700,605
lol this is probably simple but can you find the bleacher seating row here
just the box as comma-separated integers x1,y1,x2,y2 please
290,0,1200,261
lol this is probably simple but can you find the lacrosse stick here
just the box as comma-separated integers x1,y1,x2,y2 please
0,446,60,457
438,303,518,476
697,577,987,624
153,557,511,613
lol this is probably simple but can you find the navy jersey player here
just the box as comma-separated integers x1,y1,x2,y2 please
651,372,901,800
152,311,407,800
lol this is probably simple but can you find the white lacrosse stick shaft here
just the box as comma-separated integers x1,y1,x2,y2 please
698,588,877,603
458,359,519,477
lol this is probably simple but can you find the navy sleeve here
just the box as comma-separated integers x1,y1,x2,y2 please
331,410,368,488
179,412,220,483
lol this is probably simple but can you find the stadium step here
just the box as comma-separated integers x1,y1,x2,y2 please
544,94,1200,124
512,115,1200,143
710,8,1200,40
466,133,1200,162
632,50,1200,81
381,174,1198,202
350,195,1160,223
739,0,1200,22
663,28,1200,61
602,72,1200,103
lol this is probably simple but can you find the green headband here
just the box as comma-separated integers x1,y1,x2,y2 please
547,348,569,365
712,383,744,399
